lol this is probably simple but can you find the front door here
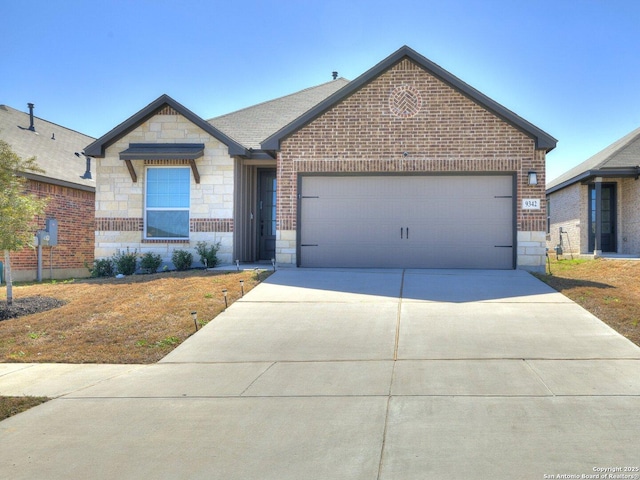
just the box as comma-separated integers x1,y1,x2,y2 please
589,183,617,252
258,169,277,260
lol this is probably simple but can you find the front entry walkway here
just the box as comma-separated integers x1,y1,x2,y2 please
1,269,639,479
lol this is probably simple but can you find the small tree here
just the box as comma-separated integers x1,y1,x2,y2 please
0,140,48,305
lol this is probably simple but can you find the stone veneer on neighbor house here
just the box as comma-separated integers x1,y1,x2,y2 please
95,107,235,265
275,58,548,270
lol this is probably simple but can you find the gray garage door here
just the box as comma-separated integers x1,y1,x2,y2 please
299,175,514,269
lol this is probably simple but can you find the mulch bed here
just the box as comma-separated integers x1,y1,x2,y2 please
0,296,66,321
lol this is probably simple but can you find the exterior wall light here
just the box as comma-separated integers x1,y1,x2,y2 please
527,171,538,185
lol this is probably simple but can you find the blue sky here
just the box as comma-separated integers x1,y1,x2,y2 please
2,0,639,183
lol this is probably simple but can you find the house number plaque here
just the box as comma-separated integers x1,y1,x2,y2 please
522,199,541,210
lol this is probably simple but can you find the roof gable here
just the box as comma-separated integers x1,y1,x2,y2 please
262,45,557,152
84,94,247,157
547,125,640,193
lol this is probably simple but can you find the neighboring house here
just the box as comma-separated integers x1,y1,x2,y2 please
0,104,96,281
85,45,555,272
547,126,640,256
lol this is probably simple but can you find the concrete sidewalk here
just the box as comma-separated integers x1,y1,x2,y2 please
1,269,639,479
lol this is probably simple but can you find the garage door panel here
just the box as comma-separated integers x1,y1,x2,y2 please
299,175,514,269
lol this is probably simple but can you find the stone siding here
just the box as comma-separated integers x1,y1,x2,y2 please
94,110,235,266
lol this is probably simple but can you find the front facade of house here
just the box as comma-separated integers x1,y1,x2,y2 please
547,126,640,256
86,103,237,264
86,46,555,272
0,104,95,282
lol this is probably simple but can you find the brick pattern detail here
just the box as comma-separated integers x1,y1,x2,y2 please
190,218,234,233
278,58,547,233
144,159,190,166
95,217,233,233
96,218,143,231
9,180,95,272
156,105,179,115
142,239,190,244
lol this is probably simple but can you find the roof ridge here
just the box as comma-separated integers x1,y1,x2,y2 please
208,78,349,121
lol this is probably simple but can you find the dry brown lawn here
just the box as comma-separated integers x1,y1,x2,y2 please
0,396,48,421
535,257,640,347
0,269,271,364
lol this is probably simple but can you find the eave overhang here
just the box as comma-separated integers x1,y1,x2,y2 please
546,167,640,195
20,172,96,193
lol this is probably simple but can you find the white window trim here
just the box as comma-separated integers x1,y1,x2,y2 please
144,166,191,240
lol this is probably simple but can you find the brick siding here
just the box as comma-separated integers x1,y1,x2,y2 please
547,183,583,254
620,178,640,254
9,179,94,278
278,58,547,235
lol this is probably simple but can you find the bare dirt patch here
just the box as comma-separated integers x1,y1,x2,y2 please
535,257,640,347
0,269,271,363
0,296,66,321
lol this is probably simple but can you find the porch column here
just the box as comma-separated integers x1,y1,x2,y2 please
594,177,603,256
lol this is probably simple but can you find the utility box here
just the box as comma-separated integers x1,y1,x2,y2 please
45,218,58,246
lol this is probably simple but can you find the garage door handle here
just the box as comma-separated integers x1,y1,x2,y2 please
400,227,403,239
406,227,409,239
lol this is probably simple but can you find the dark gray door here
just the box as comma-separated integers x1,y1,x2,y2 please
589,183,617,252
299,175,514,269
258,169,276,260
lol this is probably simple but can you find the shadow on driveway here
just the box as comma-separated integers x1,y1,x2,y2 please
255,268,569,303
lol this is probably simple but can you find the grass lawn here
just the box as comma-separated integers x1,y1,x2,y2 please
535,256,640,347
0,269,271,364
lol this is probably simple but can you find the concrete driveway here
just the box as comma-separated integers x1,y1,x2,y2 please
1,268,639,479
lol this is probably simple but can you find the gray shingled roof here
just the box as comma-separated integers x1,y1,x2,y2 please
208,78,350,150
0,104,95,191
547,125,640,192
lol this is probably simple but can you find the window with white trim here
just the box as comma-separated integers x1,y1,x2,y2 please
145,167,190,239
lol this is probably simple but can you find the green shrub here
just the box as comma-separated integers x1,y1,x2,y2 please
112,248,138,276
140,252,163,273
88,258,114,278
196,241,221,268
171,249,193,271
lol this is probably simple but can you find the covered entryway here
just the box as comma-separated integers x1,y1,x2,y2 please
588,183,617,253
299,174,515,269
233,161,277,263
